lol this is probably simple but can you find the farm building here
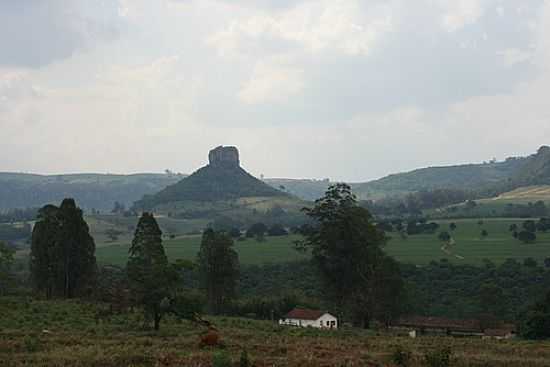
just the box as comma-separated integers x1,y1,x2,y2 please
279,308,338,329
392,316,516,339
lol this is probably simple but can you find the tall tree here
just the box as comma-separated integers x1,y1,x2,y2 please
0,241,15,295
298,183,403,327
127,213,176,330
30,199,97,298
197,229,239,315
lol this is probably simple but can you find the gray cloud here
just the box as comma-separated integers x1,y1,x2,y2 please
0,0,122,67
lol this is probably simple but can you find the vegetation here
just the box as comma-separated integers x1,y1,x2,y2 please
198,229,239,315
135,164,286,210
127,213,177,330
298,183,404,327
30,199,97,298
0,173,181,211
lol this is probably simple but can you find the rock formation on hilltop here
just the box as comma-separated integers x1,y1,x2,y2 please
134,146,287,209
208,146,240,168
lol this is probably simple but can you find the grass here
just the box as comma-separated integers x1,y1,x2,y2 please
385,218,550,265
96,234,308,266
2,296,550,366
96,219,550,267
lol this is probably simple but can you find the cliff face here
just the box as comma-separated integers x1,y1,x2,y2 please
208,146,240,168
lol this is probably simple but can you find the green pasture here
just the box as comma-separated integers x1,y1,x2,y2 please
385,218,550,265
96,234,308,266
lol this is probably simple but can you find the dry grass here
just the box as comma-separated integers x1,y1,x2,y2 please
2,298,550,366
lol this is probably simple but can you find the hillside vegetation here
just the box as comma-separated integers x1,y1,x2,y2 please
135,165,287,210
0,173,181,211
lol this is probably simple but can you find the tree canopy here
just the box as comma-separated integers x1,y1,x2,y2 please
30,199,97,298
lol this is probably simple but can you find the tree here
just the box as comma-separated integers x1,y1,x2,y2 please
521,291,550,339
449,222,457,231
438,231,451,242
30,199,97,298
518,231,537,244
267,224,288,236
297,183,403,327
509,224,518,232
246,223,267,238
0,241,15,295
481,229,488,239
105,228,123,242
112,201,126,214
127,213,176,330
523,220,537,233
198,229,239,315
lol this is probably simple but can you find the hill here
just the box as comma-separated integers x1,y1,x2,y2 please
354,146,550,200
264,178,332,201
134,146,290,211
0,172,182,211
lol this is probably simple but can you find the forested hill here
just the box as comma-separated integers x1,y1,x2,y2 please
134,146,287,210
0,173,182,211
354,146,550,200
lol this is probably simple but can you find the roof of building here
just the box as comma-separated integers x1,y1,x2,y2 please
395,316,482,332
284,308,332,321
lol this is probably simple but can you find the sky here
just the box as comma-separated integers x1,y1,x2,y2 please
1,0,549,182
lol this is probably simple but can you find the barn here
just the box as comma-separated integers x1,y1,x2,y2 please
279,308,338,329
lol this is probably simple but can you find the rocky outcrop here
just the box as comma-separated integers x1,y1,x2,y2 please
208,146,240,168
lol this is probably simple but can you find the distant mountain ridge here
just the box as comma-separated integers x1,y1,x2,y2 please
0,172,182,211
1,146,549,211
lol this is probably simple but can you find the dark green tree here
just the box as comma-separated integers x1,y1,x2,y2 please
127,213,176,330
449,222,457,231
198,229,239,315
30,199,97,298
521,291,550,339
0,241,15,295
518,231,537,244
438,231,451,242
481,229,488,239
297,183,403,327
523,220,537,233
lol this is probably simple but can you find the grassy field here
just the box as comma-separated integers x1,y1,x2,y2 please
385,218,550,265
94,218,550,267
96,234,308,266
2,296,550,367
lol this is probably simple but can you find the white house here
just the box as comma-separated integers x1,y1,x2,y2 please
279,308,338,329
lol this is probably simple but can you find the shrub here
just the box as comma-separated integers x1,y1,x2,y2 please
239,350,250,367
212,351,232,367
424,346,452,367
391,345,412,367
23,335,40,353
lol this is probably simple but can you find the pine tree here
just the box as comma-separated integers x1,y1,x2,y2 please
30,199,96,298
198,229,239,315
127,212,175,330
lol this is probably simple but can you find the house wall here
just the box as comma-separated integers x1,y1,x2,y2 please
279,314,338,329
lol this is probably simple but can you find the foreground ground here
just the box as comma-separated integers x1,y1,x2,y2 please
2,297,550,367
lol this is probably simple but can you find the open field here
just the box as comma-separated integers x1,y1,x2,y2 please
385,218,550,265
2,297,550,367
93,218,550,267
96,234,308,266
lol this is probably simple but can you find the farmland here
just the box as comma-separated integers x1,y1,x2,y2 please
2,296,550,367
94,218,550,267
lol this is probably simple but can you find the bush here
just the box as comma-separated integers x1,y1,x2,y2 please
212,351,232,367
239,350,250,367
391,345,412,367
23,335,40,353
424,346,452,367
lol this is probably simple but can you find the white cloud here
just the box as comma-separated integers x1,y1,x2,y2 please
440,0,485,32
208,0,393,57
238,57,304,104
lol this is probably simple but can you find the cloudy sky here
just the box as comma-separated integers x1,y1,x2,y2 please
1,0,549,182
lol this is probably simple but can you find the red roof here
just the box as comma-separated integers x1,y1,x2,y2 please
395,316,482,332
284,308,327,320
